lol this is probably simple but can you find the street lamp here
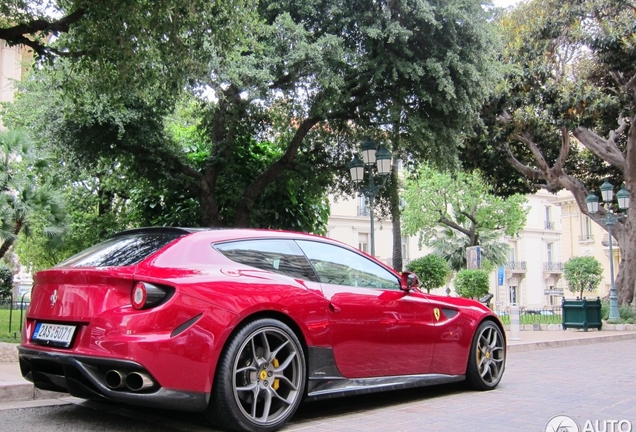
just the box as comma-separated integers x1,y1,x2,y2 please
348,138,392,257
585,181,630,320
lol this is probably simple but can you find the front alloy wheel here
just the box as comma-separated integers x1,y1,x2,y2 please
466,320,505,390
207,319,305,432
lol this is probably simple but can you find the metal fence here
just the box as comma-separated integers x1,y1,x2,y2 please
495,307,562,325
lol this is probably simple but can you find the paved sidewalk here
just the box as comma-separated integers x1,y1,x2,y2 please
0,329,635,405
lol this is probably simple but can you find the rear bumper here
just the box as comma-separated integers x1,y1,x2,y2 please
18,347,209,412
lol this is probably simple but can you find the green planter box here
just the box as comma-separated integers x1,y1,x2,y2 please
562,297,602,331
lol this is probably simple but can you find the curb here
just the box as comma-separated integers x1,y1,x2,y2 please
507,331,636,353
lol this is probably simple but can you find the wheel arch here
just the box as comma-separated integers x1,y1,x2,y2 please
211,310,309,389
478,316,507,346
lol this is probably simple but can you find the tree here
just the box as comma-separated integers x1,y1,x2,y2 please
402,165,528,269
454,269,490,299
0,0,255,101
564,256,603,299
462,0,636,305
0,265,12,301
0,130,66,260
428,226,512,272
406,254,450,294
6,0,499,242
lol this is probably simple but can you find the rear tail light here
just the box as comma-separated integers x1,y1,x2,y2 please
131,282,173,310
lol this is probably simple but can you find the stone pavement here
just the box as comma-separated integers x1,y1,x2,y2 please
0,329,634,406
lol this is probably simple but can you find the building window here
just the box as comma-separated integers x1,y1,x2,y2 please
545,206,555,230
357,196,369,217
358,233,369,254
546,243,553,263
401,237,408,261
579,216,593,241
509,286,518,305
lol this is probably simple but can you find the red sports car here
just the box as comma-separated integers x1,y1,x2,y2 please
19,228,506,432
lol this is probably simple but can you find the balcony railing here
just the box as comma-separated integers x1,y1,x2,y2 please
506,261,527,271
357,206,369,217
543,262,564,272
544,221,555,230
601,233,620,247
578,234,594,242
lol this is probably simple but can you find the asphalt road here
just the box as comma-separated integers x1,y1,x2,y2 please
0,339,633,432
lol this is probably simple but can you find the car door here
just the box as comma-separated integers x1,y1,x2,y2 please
296,240,437,378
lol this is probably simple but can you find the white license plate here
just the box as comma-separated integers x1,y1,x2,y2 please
33,323,76,347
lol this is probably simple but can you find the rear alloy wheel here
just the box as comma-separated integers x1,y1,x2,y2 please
207,319,305,432
466,320,505,390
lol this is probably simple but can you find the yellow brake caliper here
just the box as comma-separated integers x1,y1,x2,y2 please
272,358,280,391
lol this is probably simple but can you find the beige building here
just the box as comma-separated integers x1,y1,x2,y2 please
327,193,426,270
0,41,29,114
555,190,617,302
327,187,615,309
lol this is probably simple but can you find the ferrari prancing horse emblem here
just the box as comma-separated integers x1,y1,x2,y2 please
433,308,441,321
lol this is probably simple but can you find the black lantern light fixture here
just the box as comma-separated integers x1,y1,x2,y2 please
348,139,392,257
586,181,630,320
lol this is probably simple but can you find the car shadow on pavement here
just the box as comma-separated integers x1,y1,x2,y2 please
292,382,467,423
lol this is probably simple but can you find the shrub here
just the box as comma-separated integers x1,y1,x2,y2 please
406,254,450,293
454,269,489,299
0,266,12,301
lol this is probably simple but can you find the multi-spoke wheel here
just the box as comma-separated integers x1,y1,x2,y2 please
206,319,306,432
466,320,506,390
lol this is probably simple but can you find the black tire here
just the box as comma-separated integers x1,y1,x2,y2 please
206,318,306,432
465,320,506,390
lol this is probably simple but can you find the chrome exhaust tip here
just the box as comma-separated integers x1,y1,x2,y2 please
125,371,154,392
104,370,126,389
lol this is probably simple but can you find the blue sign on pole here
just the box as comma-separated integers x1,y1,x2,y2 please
498,266,505,286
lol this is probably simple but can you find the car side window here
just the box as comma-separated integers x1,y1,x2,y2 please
215,239,319,282
295,240,400,290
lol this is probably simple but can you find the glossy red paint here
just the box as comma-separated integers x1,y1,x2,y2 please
19,228,504,419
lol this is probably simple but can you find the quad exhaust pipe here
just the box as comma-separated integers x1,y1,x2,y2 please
105,370,154,392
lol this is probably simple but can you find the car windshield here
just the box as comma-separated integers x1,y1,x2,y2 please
55,232,185,268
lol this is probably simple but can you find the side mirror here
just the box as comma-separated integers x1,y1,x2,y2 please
400,272,419,291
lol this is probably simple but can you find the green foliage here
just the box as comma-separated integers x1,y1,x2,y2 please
564,256,603,299
601,300,636,324
0,266,12,300
406,254,450,294
403,165,528,247
0,129,66,261
454,269,490,299
1,0,257,106
402,165,526,271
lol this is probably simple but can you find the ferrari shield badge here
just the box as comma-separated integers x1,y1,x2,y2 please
433,308,441,321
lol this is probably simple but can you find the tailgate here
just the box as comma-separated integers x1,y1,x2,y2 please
27,267,136,322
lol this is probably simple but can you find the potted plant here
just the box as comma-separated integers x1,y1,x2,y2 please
562,256,603,331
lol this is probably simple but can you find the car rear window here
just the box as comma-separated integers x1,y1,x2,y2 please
55,232,185,268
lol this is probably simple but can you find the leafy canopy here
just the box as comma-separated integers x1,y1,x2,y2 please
564,256,603,299
402,165,528,251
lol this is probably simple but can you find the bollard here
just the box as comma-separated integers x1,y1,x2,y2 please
509,304,521,341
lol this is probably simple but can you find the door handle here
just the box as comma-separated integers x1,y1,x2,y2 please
329,303,341,313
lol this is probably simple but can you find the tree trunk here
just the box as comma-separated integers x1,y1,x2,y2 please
504,125,636,305
389,157,403,271
0,220,23,260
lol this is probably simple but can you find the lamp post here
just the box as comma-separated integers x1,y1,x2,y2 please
585,181,630,320
348,138,392,257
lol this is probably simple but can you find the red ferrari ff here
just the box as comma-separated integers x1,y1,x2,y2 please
19,228,505,432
